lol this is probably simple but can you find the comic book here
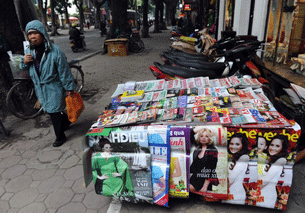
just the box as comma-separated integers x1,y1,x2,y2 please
111,84,125,97
189,125,228,200
84,126,154,204
166,89,180,98
169,126,191,198
240,111,293,128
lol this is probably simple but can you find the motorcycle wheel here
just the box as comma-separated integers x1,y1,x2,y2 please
72,47,77,52
82,40,86,50
130,40,144,53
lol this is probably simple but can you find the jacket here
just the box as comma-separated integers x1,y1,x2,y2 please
20,20,75,113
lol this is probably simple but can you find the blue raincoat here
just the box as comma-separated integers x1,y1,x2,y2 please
20,20,75,113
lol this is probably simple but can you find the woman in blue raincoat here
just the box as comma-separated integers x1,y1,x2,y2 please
20,20,75,147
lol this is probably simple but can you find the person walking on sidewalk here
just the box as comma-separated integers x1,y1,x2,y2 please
20,20,75,147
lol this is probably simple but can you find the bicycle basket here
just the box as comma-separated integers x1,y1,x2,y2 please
9,54,23,79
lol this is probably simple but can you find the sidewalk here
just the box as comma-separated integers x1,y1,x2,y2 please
1,29,305,213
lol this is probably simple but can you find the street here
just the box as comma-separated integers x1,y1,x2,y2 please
1,28,305,213
52,27,105,62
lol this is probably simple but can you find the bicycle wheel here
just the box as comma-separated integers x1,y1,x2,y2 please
6,81,43,119
130,39,145,53
70,65,84,93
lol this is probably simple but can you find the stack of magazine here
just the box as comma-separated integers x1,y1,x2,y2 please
93,77,291,128
83,77,301,209
83,124,301,209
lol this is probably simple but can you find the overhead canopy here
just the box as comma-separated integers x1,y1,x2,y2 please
69,17,79,20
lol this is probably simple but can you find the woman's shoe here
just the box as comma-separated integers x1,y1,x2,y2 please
53,136,67,147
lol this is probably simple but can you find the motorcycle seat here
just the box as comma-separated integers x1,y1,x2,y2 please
153,62,224,79
164,50,208,61
168,55,227,71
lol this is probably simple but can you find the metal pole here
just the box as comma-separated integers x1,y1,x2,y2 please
273,0,284,66
135,0,138,29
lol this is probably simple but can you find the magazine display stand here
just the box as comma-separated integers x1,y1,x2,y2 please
83,76,301,210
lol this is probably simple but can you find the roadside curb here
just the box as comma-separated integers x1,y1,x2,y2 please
76,50,103,62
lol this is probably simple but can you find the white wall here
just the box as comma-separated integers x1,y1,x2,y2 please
217,0,226,39
233,0,251,35
251,0,269,41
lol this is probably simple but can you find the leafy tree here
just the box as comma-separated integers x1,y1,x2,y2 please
37,0,50,31
141,0,149,38
164,0,178,26
74,0,85,32
108,0,129,37
50,0,60,36
153,0,161,33
92,0,107,29
55,0,72,29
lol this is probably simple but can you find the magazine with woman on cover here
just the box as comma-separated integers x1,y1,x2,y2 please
223,127,259,206
256,124,301,209
88,126,154,204
189,125,228,199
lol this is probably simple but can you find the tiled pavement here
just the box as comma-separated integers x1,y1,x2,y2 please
1,28,305,213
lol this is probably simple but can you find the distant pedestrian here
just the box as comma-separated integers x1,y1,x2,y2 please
87,21,90,29
20,20,75,147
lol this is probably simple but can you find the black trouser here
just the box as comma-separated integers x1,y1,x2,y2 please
49,112,70,140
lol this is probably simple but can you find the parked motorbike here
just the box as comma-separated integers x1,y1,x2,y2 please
150,42,265,81
100,28,107,37
69,35,86,52
170,28,215,56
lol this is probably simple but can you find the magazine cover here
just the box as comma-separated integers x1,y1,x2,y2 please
88,126,154,204
189,125,228,199
223,127,259,206
169,126,191,198
150,143,170,207
256,123,301,209
147,125,171,207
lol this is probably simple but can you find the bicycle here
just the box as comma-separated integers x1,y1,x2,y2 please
117,30,145,53
5,60,84,120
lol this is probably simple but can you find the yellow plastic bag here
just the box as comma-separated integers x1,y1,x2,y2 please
65,92,85,123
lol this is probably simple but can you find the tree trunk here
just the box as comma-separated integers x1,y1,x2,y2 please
50,0,59,36
141,0,149,38
164,0,178,26
64,2,70,29
93,0,105,29
0,0,25,96
79,1,85,32
159,1,166,30
153,0,161,33
38,0,50,30
109,0,129,38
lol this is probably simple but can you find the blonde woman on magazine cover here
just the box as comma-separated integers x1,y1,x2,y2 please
190,127,218,193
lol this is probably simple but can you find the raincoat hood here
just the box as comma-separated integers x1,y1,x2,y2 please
25,20,51,46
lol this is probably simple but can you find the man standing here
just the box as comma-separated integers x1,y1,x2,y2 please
20,20,75,147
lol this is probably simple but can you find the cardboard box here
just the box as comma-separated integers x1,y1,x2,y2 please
105,38,128,57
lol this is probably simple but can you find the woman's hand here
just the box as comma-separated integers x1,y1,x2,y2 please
97,174,109,180
24,54,33,64
112,173,121,177
66,91,74,96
